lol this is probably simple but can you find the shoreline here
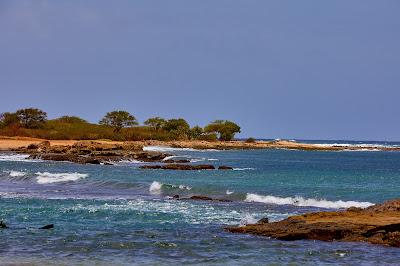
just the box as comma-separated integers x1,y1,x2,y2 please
1,136,399,152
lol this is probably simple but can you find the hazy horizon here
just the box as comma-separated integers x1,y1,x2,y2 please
1,1,399,141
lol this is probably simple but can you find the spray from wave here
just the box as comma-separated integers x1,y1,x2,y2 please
233,168,255,171
35,172,88,184
245,193,374,209
149,181,192,195
8,171,27,177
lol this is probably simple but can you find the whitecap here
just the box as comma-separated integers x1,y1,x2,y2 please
149,181,163,194
233,168,255,171
0,154,32,162
9,170,27,177
35,172,88,184
239,213,258,226
226,190,234,195
144,146,197,152
149,181,192,194
245,193,374,209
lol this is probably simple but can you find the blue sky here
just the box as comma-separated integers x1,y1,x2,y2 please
0,1,399,140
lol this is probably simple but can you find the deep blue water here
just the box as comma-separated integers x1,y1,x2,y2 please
1,144,400,265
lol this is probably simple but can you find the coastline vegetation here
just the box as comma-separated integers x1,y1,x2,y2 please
0,108,241,141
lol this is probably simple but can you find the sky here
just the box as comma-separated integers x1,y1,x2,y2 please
0,1,399,141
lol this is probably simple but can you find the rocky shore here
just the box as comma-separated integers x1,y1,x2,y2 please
2,136,400,152
13,140,171,165
226,199,400,247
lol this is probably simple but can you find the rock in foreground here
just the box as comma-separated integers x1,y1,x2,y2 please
226,199,400,247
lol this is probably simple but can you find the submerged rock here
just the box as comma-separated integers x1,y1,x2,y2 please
226,199,400,247
39,224,54,230
0,221,7,228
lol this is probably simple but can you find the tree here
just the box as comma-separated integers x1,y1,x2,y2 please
204,120,241,141
163,118,190,139
189,125,204,140
99,110,138,132
54,116,88,124
144,117,166,130
16,108,47,129
0,112,20,128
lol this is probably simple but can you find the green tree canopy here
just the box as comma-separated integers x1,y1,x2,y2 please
144,117,166,130
99,110,138,132
204,120,241,141
0,112,20,128
163,118,190,139
16,108,47,129
54,116,88,124
189,125,204,140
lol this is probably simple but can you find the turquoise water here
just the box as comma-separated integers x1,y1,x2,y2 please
1,144,400,265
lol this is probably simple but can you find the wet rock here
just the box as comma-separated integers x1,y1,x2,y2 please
140,164,215,170
0,221,7,228
218,166,233,170
39,224,54,230
257,218,269,224
226,199,400,247
163,159,191,164
190,195,213,201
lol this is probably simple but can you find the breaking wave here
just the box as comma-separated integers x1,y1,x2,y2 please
0,154,39,162
35,172,88,184
8,171,27,177
149,181,192,195
233,168,255,171
245,193,374,209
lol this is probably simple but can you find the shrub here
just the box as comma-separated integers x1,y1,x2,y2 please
245,137,256,143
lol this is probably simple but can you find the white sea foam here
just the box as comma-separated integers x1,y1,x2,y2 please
149,181,192,194
35,172,88,184
245,193,374,209
9,171,27,177
239,213,258,226
226,190,234,195
144,146,198,152
233,167,255,171
149,181,163,194
0,154,34,162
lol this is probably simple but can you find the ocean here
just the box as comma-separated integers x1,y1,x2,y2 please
1,141,400,265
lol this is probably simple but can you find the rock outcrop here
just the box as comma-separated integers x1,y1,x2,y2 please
14,140,170,164
226,199,400,247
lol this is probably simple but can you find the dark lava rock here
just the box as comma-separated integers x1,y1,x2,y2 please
257,218,269,224
0,221,7,229
163,159,191,164
140,164,215,170
39,224,54,230
218,166,233,170
190,195,213,201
